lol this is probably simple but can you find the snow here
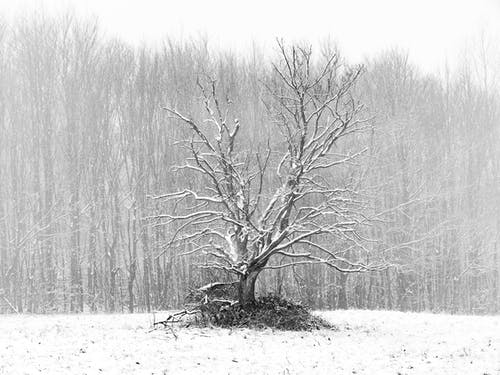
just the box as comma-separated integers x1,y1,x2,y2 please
0,310,499,374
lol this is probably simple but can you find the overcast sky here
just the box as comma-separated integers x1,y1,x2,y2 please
1,0,499,73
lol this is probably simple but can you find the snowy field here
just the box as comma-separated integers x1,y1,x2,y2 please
0,310,499,375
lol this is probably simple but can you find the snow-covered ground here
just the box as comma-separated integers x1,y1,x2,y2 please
0,310,499,374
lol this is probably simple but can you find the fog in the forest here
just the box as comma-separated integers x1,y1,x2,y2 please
1,8,500,315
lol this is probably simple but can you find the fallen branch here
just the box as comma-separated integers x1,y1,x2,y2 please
153,309,200,327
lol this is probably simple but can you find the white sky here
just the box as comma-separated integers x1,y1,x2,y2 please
1,0,499,72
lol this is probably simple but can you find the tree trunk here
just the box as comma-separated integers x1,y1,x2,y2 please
238,270,260,308
337,273,348,309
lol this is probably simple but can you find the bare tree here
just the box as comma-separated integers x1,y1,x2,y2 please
155,42,384,307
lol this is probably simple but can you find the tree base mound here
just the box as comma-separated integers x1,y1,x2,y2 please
205,295,334,331
158,295,334,331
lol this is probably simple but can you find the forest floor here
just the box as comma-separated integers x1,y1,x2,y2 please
0,309,499,374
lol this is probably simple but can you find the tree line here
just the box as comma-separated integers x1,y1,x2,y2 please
0,14,499,313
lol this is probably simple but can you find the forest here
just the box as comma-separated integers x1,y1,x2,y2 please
0,14,499,315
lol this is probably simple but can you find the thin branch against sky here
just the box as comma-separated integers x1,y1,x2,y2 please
0,0,499,72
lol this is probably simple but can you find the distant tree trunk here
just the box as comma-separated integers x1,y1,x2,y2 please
396,271,408,310
127,256,136,313
70,189,82,312
127,207,137,313
42,113,56,311
385,268,393,310
337,273,348,309
87,216,98,312
494,245,499,312
142,233,152,313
